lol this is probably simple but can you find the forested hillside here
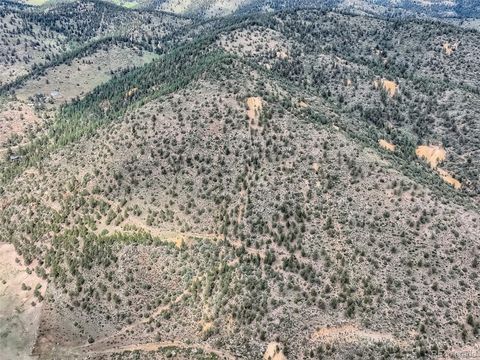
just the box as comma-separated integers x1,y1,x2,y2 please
15,0,480,19
0,1,479,360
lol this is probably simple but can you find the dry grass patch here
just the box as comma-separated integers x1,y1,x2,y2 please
201,321,213,333
126,87,139,98
15,46,156,105
104,222,222,247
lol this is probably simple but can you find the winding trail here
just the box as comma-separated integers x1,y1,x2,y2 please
83,340,236,359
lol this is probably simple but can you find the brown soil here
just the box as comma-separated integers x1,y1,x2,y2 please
312,323,403,346
443,42,458,56
374,79,398,97
0,242,47,359
415,145,446,169
437,168,461,189
84,340,236,359
246,96,263,130
263,342,287,360
378,139,395,152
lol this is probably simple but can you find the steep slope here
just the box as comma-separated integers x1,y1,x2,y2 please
0,0,189,88
0,11,479,359
214,10,480,199
0,0,190,164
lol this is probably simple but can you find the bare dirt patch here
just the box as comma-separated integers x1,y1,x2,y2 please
0,242,46,360
86,340,236,359
312,323,403,346
378,139,395,152
415,145,461,188
263,342,287,360
246,96,263,130
374,78,398,97
437,168,461,189
443,42,458,56
415,145,446,169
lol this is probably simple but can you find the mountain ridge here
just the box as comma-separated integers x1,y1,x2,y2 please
14,0,480,19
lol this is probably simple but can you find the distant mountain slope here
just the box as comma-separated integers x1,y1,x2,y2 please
13,0,480,19
149,0,480,18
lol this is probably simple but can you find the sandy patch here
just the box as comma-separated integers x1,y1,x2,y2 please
374,79,398,97
415,145,446,168
443,42,458,55
264,342,287,360
312,162,320,172
415,145,460,188
246,97,263,130
437,168,461,189
378,139,395,152
0,242,46,359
